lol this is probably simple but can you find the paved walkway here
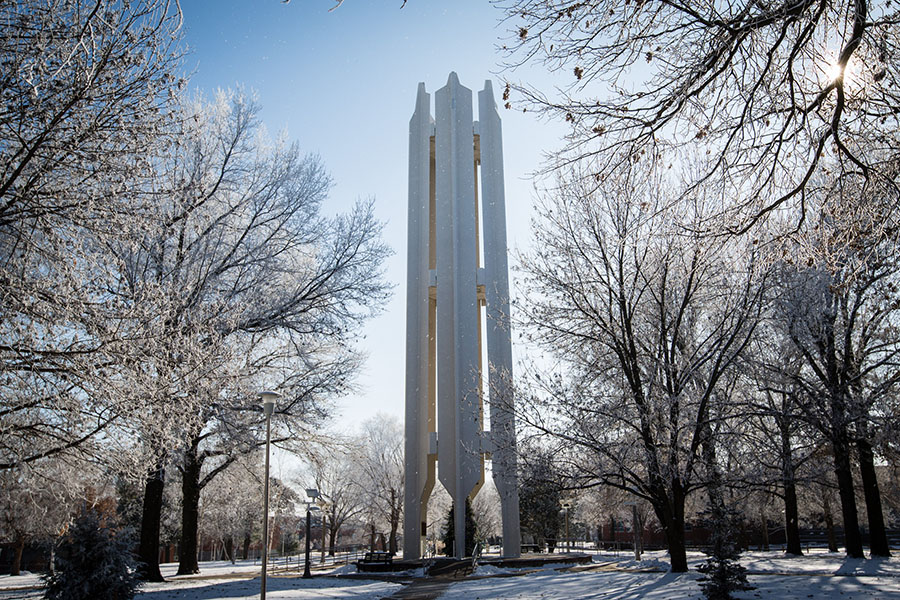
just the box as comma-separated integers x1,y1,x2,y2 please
381,576,454,600
377,559,635,599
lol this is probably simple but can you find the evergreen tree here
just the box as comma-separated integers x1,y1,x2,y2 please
43,507,141,600
696,504,753,600
519,450,563,553
441,498,477,557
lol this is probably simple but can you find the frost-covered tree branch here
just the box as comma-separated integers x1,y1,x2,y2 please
0,0,184,473
499,0,900,232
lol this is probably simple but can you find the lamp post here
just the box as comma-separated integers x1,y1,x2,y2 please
303,488,319,578
624,501,641,561
560,501,571,552
320,510,327,564
259,391,279,600
316,494,331,564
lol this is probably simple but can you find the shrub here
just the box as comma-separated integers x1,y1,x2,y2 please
43,507,142,600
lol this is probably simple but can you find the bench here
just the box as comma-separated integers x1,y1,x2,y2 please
360,551,393,565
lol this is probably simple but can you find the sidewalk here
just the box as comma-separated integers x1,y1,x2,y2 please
381,576,453,600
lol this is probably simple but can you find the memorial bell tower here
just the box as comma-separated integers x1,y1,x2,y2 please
403,73,521,560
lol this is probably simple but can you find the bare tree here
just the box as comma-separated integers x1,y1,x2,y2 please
471,479,502,543
198,458,265,562
0,463,86,575
0,0,184,472
500,0,900,231
106,90,390,580
740,379,818,556
726,322,832,558
518,162,766,571
354,415,404,555
767,187,900,558
311,447,366,555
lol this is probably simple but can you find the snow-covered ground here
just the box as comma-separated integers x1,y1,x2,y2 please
452,549,900,599
0,559,402,600
134,575,400,600
1,550,898,599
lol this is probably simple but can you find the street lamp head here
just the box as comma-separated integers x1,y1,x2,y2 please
305,488,320,501
259,390,280,416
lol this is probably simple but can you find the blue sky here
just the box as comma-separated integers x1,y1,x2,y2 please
179,0,568,430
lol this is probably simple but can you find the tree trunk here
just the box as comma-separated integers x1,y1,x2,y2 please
224,537,235,563
321,514,327,563
780,421,803,555
636,511,643,554
609,514,616,544
651,482,688,572
242,534,251,560
10,533,24,576
823,492,838,553
138,465,166,582
328,524,337,556
661,509,688,572
389,490,399,555
783,478,802,555
759,503,769,551
369,523,376,551
389,522,398,555
857,438,891,557
177,444,203,575
832,440,864,557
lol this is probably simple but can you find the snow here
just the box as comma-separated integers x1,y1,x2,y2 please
329,564,358,576
159,559,269,579
474,561,581,576
474,563,515,575
448,550,900,599
0,570,42,589
2,551,899,599
0,560,401,600
445,569,703,599
135,575,400,600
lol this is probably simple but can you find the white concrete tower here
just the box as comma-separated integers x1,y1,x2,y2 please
403,73,521,560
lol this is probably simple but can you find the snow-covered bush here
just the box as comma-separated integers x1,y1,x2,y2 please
43,508,141,600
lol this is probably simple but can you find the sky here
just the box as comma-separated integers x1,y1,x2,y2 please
178,0,569,432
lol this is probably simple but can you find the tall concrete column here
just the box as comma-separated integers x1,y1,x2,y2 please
403,83,435,561
404,73,520,560
479,81,521,558
435,73,483,559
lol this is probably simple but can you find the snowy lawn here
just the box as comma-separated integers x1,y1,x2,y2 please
0,559,400,600
0,574,399,600
447,568,900,599
141,559,402,600
448,549,900,599
135,575,400,600
2,550,899,599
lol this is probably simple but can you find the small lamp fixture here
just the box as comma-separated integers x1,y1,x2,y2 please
259,390,279,415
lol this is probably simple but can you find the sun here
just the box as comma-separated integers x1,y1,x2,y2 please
826,54,858,88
